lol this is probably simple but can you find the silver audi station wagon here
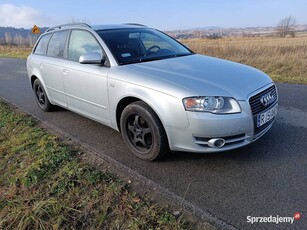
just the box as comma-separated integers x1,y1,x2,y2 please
27,23,278,161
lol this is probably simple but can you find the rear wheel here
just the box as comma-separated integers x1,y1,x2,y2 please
33,79,54,111
120,101,169,161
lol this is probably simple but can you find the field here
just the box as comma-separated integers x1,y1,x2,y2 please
0,45,32,59
182,35,307,84
0,34,306,85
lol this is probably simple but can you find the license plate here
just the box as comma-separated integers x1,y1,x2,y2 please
257,105,277,128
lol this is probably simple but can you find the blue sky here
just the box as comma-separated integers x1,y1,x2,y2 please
0,0,306,30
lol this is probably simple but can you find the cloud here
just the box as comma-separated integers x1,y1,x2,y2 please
0,4,53,28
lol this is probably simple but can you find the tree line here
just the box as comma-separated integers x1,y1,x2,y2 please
0,27,47,46
0,16,299,46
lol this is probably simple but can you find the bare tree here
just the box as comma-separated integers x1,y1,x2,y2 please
14,34,23,46
28,34,36,46
276,16,297,38
4,32,12,45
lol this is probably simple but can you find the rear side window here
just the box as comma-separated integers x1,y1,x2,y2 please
68,30,102,62
47,30,69,58
34,34,52,55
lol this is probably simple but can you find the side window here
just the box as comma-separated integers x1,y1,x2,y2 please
47,30,68,58
68,30,102,62
34,33,52,55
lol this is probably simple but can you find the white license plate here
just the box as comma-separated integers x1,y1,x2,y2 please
257,105,277,128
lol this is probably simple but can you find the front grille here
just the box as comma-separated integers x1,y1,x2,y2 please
249,85,277,115
249,85,278,135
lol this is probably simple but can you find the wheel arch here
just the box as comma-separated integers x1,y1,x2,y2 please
116,96,166,133
114,88,189,127
30,74,53,106
116,96,142,132
30,75,38,88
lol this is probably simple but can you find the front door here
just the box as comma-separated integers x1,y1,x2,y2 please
62,29,110,125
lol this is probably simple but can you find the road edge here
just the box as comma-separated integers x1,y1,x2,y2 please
1,96,238,230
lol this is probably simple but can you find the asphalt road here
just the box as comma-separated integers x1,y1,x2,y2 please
0,57,306,230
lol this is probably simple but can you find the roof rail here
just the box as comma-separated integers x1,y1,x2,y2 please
46,23,91,32
124,23,147,27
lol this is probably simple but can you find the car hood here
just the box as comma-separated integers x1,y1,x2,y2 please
124,54,273,100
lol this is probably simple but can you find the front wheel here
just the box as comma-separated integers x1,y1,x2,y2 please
120,101,169,161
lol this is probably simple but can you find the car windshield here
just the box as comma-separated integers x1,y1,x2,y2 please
96,28,193,65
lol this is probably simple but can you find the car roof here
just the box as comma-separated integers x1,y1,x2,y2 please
92,24,148,31
45,23,149,33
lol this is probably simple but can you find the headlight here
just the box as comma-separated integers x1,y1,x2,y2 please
183,96,241,114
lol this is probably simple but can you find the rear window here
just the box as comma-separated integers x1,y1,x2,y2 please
34,33,52,55
46,30,69,58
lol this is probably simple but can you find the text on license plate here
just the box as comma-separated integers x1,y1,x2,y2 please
257,105,277,128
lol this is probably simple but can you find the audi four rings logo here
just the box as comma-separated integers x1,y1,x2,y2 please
260,92,275,107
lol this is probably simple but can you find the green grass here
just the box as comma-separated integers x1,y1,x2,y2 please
0,101,211,229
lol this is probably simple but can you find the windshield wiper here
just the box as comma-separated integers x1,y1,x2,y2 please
120,59,143,65
121,57,165,65
140,53,192,61
120,53,194,65
173,53,193,57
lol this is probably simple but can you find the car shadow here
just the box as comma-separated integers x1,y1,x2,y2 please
51,106,67,112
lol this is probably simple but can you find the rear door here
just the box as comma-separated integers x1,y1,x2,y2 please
41,30,69,107
62,29,110,125
30,32,68,108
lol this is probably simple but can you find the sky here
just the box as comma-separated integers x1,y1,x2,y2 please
0,0,306,30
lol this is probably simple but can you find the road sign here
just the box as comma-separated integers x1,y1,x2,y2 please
32,25,41,34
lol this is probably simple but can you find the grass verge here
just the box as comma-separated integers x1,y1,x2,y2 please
0,45,32,59
0,101,207,229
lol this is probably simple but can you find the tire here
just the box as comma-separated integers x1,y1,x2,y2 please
120,101,169,161
33,79,54,112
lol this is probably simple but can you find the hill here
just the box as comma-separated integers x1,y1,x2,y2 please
1,24,307,46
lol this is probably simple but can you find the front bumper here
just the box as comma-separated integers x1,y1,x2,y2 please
165,99,277,153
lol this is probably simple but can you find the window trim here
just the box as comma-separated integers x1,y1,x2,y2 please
33,33,53,56
32,28,110,67
46,29,70,59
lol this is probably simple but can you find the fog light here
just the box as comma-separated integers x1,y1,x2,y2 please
208,138,226,148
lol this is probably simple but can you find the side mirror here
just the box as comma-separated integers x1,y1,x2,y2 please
79,52,105,65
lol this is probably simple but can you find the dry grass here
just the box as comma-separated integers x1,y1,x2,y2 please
0,45,32,59
1,35,306,84
183,35,307,84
